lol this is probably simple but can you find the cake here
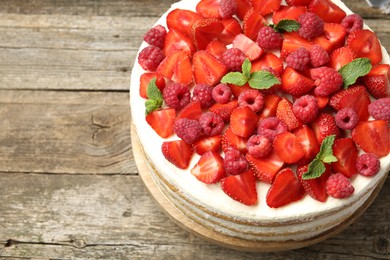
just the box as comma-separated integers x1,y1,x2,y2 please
130,0,390,250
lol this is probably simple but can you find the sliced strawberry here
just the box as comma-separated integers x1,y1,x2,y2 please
312,23,347,54
272,5,307,24
242,8,267,41
352,120,390,158
297,164,330,202
258,94,282,120
176,101,203,121
273,132,306,164
192,50,228,86
309,0,346,24
332,138,358,178
246,151,285,184
163,29,196,57
233,33,264,61
219,18,242,45
234,0,252,20
251,52,284,75
347,29,383,65
191,151,226,184
281,32,312,60
266,167,305,208
196,0,237,18
209,99,239,122
166,9,202,36
206,40,227,60
222,127,248,153
230,106,259,138
276,97,303,131
329,46,356,71
314,95,329,110
157,50,193,85
311,113,340,144
362,64,390,99
191,18,225,50
193,135,223,155
229,83,253,98
139,72,165,99
253,0,282,16
161,139,194,169
221,169,258,206
146,108,176,138
286,0,312,6
281,67,315,96
294,125,320,165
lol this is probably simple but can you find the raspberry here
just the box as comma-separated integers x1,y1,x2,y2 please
162,82,191,111
335,108,358,130
138,45,165,72
286,47,310,71
192,84,215,108
238,89,264,113
246,135,272,158
356,153,381,177
221,48,246,72
256,26,283,50
326,173,355,199
143,25,167,49
199,112,225,136
298,12,324,40
311,67,343,97
341,14,363,34
219,0,237,18
309,45,330,68
292,95,319,123
224,148,248,175
368,97,390,121
174,118,202,144
257,117,288,141
212,83,232,104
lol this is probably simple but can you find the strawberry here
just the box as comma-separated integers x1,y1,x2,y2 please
329,46,356,71
281,67,315,96
222,127,248,153
266,168,305,208
206,40,227,59
258,94,282,120
251,52,284,75
209,99,239,122
286,0,312,6
234,0,252,20
363,64,390,99
196,0,237,19
272,5,307,24
252,0,282,16
193,135,223,155
311,113,340,144
230,106,259,138
157,50,193,85
191,18,225,50
145,108,176,138
314,94,329,110
281,32,312,60
221,169,258,206
294,125,320,165
176,101,203,121
163,29,196,57
297,164,330,202
273,132,306,164
139,72,165,99
242,8,267,41
332,138,358,178
352,120,390,158
312,23,347,54
161,140,194,169
246,151,285,184
347,29,382,65
219,18,242,45
191,151,226,184
233,34,264,61
192,50,228,86
166,9,202,36
309,0,346,24
228,83,252,98
276,97,303,131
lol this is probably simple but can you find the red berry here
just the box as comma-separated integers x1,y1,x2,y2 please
292,94,319,123
191,151,226,184
326,173,354,199
309,45,330,68
199,112,225,136
286,47,310,71
356,153,381,177
247,134,272,158
196,0,237,19
238,89,264,113
209,100,239,122
143,25,167,49
162,82,191,111
368,98,390,121
192,84,215,108
341,14,363,34
224,148,248,175
230,106,259,138
310,66,343,97
298,12,324,40
174,118,202,144
311,113,340,144
212,83,232,104
335,108,358,130
256,26,283,50
221,48,246,71
273,132,305,164
257,117,288,141
162,140,194,169
138,45,165,71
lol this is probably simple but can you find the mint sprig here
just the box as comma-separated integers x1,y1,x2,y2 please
145,77,163,115
271,19,301,33
221,59,280,89
339,58,372,89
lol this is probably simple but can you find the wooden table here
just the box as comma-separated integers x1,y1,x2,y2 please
0,0,389,259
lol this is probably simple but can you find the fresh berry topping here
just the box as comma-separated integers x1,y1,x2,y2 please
162,82,191,111
224,148,248,175
157,51,193,85
196,0,237,19
309,45,330,68
273,132,305,164
285,0,312,6
281,67,315,96
193,50,228,86
309,0,346,24
329,46,356,71
139,72,165,99
193,135,222,155
326,173,354,199
341,14,363,34
163,29,196,56
192,84,215,108
310,67,343,97
161,140,194,169
209,100,239,122
235,0,252,20
206,40,227,59
311,113,340,144
347,29,382,65
286,47,310,71
191,151,226,184
298,12,324,40
363,64,390,99
253,0,282,16
332,138,358,178
191,18,225,50
233,33,264,61
368,98,390,121
313,23,347,54
230,106,258,138
292,94,319,123
256,26,283,50
335,108,358,130
246,151,285,183
220,169,258,205
273,5,307,24
145,108,175,138
238,89,264,113
356,153,381,177
222,127,248,153
276,98,303,131
294,125,320,165
243,8,267,41
281,32,312,60
252,53,284,76
297,164,330,202
143,25,167,49
138,45,165,71
257,117,288,141
221,48,247,71
219,0,238,18
166,9,202,36
176,101,203,121
212,83,232,104
199,112,225,136
220,18,242,44
247,134,272,158
174,118,202,144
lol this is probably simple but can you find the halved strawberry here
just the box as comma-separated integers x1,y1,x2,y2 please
229,83,253,98
209,99,239,122
221,169,258,206
362,64,390,99
196,0,237,18
352,120,390,158
246,151,285,184
206,40,227,59
146,108,176,138
242,8,267,41
166,9,202,36
266,167,305,208
272,5,307,24
230,106,259,138
311,113,340,144
294,125,320,165
252,0,282,16
219,18,242,45
233,33,264,61
281,32,312,60
273,132,306,164
313,23,347,54
192,50,228,86
222,127,248,153
161,140,194,169
297,164,330,202
251,52,284,75
347,29,383,65
157,50,193,85
139,72,165,99
309,0,346,23
191,18,225,50
286,0,312,6
276,97,303,131
191,151,226,184
314,94,329,110
281,67,315,96
258,94,282,120
193,135,223,155
163,29,196,57
332,138,358,178
329,46,356,71
176,101,203,121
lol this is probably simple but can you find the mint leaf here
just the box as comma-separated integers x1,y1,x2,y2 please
147,78,163,101
302,159,326,180
339,58,372,89
317,135,337,163
145,99,162,115
248,70,281,89
242,58,252,80
221,72,248,86
274,19,301,33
